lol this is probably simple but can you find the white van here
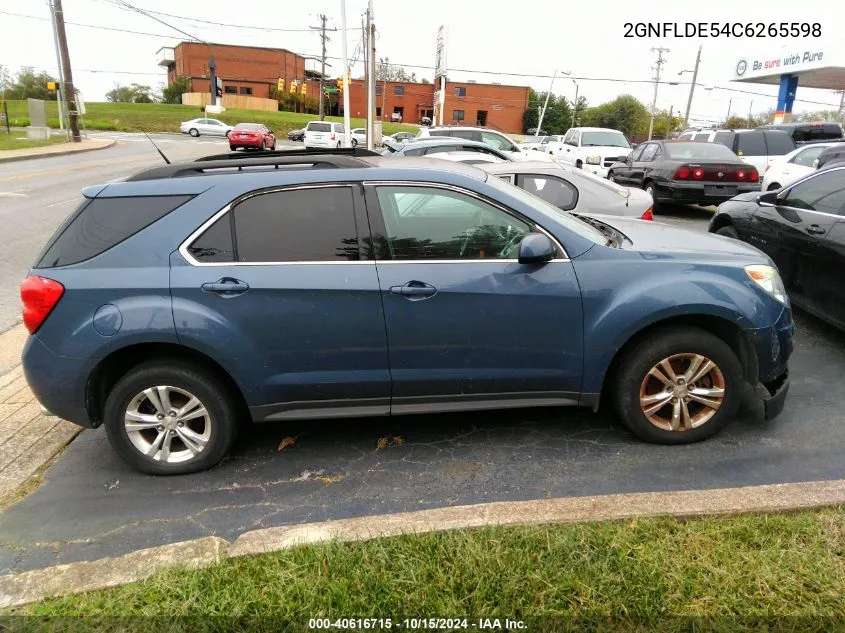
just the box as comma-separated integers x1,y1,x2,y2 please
304,121,345,149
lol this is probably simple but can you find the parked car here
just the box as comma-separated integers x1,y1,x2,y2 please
816,143,845,170
304,121,345,149
708,129,795,174
709,164,845,330
383,137,515,162
545,128,633,179
350,128,367,147
607,140,760,209
228,123,276,151
518,136,549,151
757,122,843,146
761,143,838,191
287,128,306,142
480,161,654,220
21,150,792,474
417,126,553,162
179,118,233,138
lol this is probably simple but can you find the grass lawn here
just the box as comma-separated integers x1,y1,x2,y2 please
2,101,418,137
0,133,68,151
11,507,845,631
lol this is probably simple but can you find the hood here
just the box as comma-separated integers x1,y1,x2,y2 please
726,191,764,203
581,145,631,157
593,215,769,263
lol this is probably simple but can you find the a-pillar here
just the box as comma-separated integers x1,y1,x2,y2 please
774,74,798,124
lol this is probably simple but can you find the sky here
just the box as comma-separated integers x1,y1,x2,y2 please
1,0,843,126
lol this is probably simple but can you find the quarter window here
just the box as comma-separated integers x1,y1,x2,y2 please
187,187,361,263
783,172,845,216
517,175,578,211
374,186,531,260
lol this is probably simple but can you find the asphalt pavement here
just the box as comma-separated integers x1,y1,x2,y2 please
1,147,844,575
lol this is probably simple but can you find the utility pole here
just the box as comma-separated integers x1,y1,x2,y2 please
837,90,844,123
536,68,557,136
311,14,329,120
682,45,701,128
570,80,579,128
53,0,80,142
366,0,375,149
666,105,674,139
47,0,69,137
340,0,351,147
647,47,669,141
747,100,754,128
380,57,388,121
725,98,732,126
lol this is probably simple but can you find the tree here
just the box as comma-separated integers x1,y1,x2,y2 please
420,77,431,84
105,83,156,103
792,109,842,123
723,114,759,129
652,109,684,138
523,88,577,135
4,67,58,100
376,60,417,83
161,77,190,104
581,95,650,137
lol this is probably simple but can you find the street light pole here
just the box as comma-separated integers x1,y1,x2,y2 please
536,68,557,136
340,0,351,147
682,45,701,127
570,80,579,128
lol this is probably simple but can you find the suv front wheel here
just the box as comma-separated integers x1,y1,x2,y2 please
104,361,239,475
613,327,743,444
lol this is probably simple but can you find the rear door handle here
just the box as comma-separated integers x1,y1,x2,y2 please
388,281,437,300
201,278,250,296
806,225,826,235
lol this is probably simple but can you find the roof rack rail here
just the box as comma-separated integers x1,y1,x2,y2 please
125,153,373,182
194,146,383,162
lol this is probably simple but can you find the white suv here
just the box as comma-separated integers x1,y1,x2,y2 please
417,126,553,162
304,121,345,149
547,127,632,178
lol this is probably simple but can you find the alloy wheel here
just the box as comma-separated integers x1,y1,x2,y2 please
124,386,211,463
639,353,726,432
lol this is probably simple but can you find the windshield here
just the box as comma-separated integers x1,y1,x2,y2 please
307,122,332,132
665,142,738,160
581,131,630,148
485,173,607,246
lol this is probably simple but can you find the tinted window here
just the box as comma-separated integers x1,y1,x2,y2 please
188,214,234,263
763,131,795,155
664,142,738,160
791,145,827,167
736,132,765,157
402,147,426,156
424,145,458,155
693,133,711,141
639,144,659,161
375,186,531,260
306,122,332,132
36,195,193,268
518,175,578,210
712,131,734,149
783,172,845,216
451,130,481,142
233,188,359,262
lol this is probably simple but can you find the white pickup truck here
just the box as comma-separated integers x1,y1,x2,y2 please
547,127,633,178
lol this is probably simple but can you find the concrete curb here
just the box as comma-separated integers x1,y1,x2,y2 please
1,479,844,608
0,536,228,609
0,139,116,164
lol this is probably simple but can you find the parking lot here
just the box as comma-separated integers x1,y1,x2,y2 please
1,178,843,575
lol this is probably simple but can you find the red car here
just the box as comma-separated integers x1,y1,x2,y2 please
229,123,276,151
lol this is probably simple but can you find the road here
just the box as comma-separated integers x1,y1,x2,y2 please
1,141,843,574
0,132,231,332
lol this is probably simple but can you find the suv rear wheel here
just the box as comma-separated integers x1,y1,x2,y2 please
104,361,239,475
613,327,743,444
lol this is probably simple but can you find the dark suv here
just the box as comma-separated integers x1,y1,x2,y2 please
758,122,843,145
22,150,793,474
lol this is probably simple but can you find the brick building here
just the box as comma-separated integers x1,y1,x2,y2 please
158,42,530,133
157,42,324,101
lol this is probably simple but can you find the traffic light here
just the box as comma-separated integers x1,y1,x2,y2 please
289,80,297,94
47,81,57,91
337,76,344,92
277,78,284,93
300,82,307,96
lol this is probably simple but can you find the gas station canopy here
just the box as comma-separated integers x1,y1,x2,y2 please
730,46,844,122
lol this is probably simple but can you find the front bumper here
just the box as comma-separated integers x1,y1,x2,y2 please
745,305,794,421
658,181,762,204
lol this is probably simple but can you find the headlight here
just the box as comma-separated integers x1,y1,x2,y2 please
745,265,787,304
585,155,601,165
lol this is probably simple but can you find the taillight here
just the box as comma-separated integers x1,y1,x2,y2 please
20,276,64,334
749,169,759,182
737,170,746,180
692,167,704,180
674,166,690,179
641,207,654,221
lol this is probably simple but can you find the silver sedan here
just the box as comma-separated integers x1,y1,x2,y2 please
179,118,234,138
477,161,655,220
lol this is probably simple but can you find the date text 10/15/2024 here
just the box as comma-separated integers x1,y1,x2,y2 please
307,618,526,630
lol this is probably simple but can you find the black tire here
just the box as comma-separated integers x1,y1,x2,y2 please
270,141,276,150
229,146,238,152
715,225,739,239
104,361,239,475
351,138,358,147
608,172,617,183
188,128,199,137
261,139,267,151
644,182,660,212
336,141,342,149
612,327,743,444
767,183,781,191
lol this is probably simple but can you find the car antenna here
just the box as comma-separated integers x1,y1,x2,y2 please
143,132,171,165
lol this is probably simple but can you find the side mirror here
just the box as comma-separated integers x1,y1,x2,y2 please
518,234,556,264
757,190,779,205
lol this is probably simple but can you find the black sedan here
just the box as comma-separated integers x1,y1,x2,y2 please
709,164,845,330
607,141,761,209
287,128,305,142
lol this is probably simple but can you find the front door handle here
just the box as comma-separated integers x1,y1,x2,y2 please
201,277,250,296
806,225,826,235
389,281,437,300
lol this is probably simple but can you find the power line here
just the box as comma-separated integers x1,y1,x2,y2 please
103,0,206,43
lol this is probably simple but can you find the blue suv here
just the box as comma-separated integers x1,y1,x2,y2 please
21,150,794,474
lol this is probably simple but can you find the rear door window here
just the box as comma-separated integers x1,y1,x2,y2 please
763,131,795,156
307,122,332,133
36,195,193,268
712,131,735,150
516,175,578,210
736,132,766,157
